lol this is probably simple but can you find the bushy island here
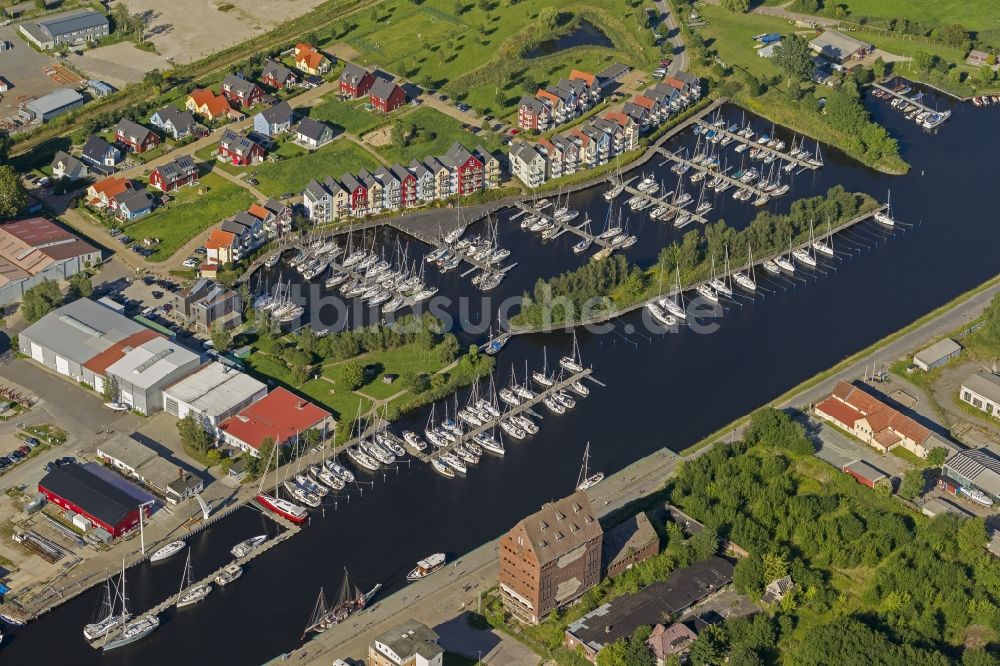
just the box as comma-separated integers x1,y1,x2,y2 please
477,408,999,666
510,186,879,330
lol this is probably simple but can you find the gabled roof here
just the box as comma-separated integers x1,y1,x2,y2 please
370,77,402,101
82,135,119,162
222,73,261,97
340,62,370,84
519,94,548,114
105,337,201,391
262,59,295,83
90,176,132,199
509,140,544,163
945,448,1000,496
514,491,601,565
569,69,596,87
409,159,430,177
247,203,271,221
535,88,564,107
296,47,327,70
633,95,656,110
82,328,162,375
38,462,139,528
295,116,331,141
260,101,293,125
116,118,155,141
341,172,363,192
51,151,85,173
441,142,479,169
374,165,399,185
116,190,153,212
221,218,251,237
189,88,232,117
207,228,237,250
152,104,196,131
153,155,198,181
391,163,414,182
219,129,263,155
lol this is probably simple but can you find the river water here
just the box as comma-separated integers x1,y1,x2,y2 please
4,88,998,664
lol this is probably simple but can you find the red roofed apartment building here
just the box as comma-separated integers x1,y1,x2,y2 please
814,380,950,458
218,387,332,456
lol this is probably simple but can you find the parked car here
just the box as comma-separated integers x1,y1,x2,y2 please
17,446,30,456
24,437,39,448
151,290,164,299
457,103,470,112
183,257,199,268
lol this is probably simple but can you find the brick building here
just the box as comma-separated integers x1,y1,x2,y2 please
499,491,603,624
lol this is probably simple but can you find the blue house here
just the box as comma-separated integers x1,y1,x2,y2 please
252,101,294,138
115,191,154,221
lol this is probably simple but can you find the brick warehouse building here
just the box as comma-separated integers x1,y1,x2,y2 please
499,491,603,624
38,463,151,537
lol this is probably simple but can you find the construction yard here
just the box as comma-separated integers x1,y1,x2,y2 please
0,23,66,129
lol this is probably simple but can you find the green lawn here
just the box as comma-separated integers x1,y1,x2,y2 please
306,96,386,135
378,106,499,163
351,345,448,400
125,172,253,261
252,139,380,197
697,5,789,79
814,0,1000,35
297,378,373,423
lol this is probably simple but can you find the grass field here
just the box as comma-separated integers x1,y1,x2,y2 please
125,172,253,261
817,0,1000,34
297,378,373,423
252,139,380,197
324,0,656,117
349,345,448,400
306,96,387,135
377,106,499,163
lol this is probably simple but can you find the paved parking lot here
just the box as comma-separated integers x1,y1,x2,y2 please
434,612,540,666
808,419,913,481
0,24,62,124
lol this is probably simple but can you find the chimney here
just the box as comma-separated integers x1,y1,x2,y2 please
604,625,611,634
177,467,184,479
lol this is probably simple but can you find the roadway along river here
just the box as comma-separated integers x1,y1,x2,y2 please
4,89,997,665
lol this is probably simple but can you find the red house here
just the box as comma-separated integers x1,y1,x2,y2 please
441,142,484,196
261,60,297,90
339,63,374,99
369,79,406,113
340,172,368,214
149,155,199,192
392,164,417,207
115,119,161,154
221,73,264,109
38,463,151,538
218,129,266,166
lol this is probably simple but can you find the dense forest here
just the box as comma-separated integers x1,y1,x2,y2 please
512,187,878,329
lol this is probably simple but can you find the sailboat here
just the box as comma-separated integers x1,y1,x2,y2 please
559,332,584,373
792,226,818,267
709,249,733,297
302,570,381,637
101,560,158,651
812,220,834,257
84,566,131,641
874,190,896,226
774,238,796,273
575,442,604,491
176,549,212,608
662,266,687,320
733,243,757,292
573,216,594,254
604,165,625,200
532,348,555,386
256,441,309,524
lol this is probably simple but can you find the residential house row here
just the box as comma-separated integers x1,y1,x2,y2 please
302,142,500,222
509,72,702,188
517,69,603,132
204,199,292,268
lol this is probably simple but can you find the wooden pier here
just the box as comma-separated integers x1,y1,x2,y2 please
620,178,709,226
417,368,595,464
695,123,821,170
512,202,615,251
871,81,949,119
656,149,768,199
98,522,301,643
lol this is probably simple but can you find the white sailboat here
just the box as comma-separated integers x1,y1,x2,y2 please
84,564,131,641
100,560,158,651
559,332,584,373
709,249,733,297
774,238,796,273
575,442,604,491
733,243,757,292
874,190,896,226
812,220,834,257
176,549,212,608
532,347,555,386
662,266,687,320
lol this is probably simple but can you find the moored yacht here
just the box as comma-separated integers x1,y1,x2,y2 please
231,535,267,558
215,564,243,587
407,553,446,582
150,540,185,563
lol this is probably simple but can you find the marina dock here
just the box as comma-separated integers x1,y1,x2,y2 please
694,124,821,170
620,178,709,225
417,368,595,464
93,518,301,648
871,81,949,119
512,202,615,250
656,148,769,200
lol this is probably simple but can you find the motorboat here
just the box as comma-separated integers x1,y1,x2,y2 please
431,458,455,478
150,540,185,563
407,553,446,582
231,535,267,558
402,431,428,452
215,564,243,587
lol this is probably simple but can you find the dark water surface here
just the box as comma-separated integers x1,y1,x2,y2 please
524,20,614,58
5,88,998,665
